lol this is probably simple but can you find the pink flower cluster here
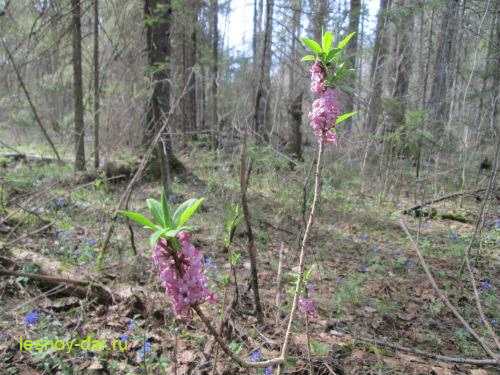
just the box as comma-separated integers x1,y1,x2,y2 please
298,297,318,318
308,62,341,144
310,61,326,94
152,232,216,317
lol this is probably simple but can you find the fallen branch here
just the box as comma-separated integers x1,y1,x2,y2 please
0,221,54,249
401,188,492,214
0,153,67,164
399,218,499,363
345,334,499,366
0,267,116,304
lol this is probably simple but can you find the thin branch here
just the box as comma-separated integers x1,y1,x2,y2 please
462,135,500,351
239,130,263,323
277,140,324,375
399,218,499,362
1,38,62,162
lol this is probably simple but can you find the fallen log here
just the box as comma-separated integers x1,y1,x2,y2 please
0,267,117,305
401,188,495,215
0,153,68,164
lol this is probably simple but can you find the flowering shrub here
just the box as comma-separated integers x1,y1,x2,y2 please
121,194,215,318
153,234,216,317
302,31,357,144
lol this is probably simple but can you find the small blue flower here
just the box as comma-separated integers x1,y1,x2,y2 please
264,367,273,375
449,231,459,242
491,319,497,327
138,339,152,360
479,279,492,292
127,319,135,331
203,255,217,271
85,239,97,246
24,310,39,326
358,265,369,273
359,234,369,241
404,259,415,270
249,349,262,362
119,334,128,342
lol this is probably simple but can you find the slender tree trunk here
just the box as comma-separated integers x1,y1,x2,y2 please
428,0,459,129
93,0,100,169
492,0,500,132
72,0,86,171
253,0,273,141
389,0,413,134
180,1,199,136
210,0,219,148
287,0,302,161
366,0,391,132
345,0,361,130
311,0,328,41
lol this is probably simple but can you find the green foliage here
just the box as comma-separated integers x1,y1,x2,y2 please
301,30,358,128
301,30,356,87
223,203,242,247
120,194,204,248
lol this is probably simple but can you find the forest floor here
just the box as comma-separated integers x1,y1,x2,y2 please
0,141,499,375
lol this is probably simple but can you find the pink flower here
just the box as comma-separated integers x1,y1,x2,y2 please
310,61,326,94
152,233,216,318
298,297,317,318
308,88,341,144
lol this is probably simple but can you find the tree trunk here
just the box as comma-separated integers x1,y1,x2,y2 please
72,0,86,171
345,0,361,130
388,0,413,134
366,0,391,133
310,0,328,41
210,0,219,148
144,0,176,193
93,0,100,169
253,0,273,141
181,0,199,136
287,0,302,161
492,0,500,132
428,0,459,129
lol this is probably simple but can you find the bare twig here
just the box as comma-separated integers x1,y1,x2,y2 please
399,218,499,362
275,242,284,310
462,135,500,351
1,39,61,162
239,131,263,323
193,305,283,368
277,141,325,375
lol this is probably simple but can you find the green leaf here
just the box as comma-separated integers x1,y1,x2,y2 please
335,111,357,125
147,198,165,227
337,32,356,50
301,54,316,62
149,229,164,247
173,198,204,227
161,193,173,228
326,48,342,62
321,31,334,54
120,211,156,230
301,37,322,54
